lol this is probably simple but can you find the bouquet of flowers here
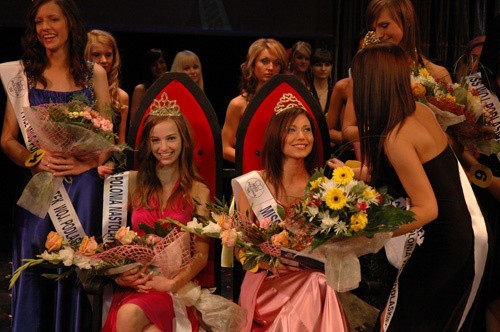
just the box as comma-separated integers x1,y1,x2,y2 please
9,222,191,289
11,223,248,331
171,168,414,292
19,96,129,218
410,65,499,155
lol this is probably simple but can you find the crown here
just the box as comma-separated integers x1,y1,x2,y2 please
149,92,181,117
274,93,305,115
362,30,381,48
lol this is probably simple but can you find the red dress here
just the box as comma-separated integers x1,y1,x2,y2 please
102,191,199,332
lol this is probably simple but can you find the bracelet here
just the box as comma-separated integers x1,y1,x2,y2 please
25,149,45,168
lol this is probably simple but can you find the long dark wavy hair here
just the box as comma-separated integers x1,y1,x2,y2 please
134,114,205,209
261,107,318,196
22,0,88,88
142,48,166,89
351,43,416,186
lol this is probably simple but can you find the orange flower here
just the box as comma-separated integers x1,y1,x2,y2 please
115,226,137,245
45,231,64,252
271,230,290,247
216,213,233,231
79,236,98,256
411,83,426,99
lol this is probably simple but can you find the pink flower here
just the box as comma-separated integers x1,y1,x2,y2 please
100,119,113,132
259,217,272,229
221,229,238,248
82,111,92,120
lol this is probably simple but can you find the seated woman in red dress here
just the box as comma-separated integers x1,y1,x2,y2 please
102,104,210,332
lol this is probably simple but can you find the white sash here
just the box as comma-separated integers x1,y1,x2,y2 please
0,60,87,243
231,171,282,223
466,72,500,143
102,171,129,242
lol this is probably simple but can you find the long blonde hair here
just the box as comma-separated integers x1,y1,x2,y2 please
85,29,123,111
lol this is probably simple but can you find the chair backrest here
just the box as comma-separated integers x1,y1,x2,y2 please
127,72,222,287
128,72,222,199
235,74,330,175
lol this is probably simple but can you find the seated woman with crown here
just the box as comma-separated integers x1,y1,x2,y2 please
232,106,349,331
102,97,211,331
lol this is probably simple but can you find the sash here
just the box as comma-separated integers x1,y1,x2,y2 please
0,60,86,243
466,72,500,143
382,228,420,330
102,171,129,242
231,171,282,223
0,61,34,152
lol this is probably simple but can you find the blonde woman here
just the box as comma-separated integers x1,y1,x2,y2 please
85,29,129,144
171,50,204,91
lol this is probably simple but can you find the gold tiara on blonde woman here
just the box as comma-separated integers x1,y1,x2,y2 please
149,92,181,117
274,93,305,115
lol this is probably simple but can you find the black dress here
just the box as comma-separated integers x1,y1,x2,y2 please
382,146,488,331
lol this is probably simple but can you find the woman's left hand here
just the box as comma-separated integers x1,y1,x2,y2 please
137,275,178,293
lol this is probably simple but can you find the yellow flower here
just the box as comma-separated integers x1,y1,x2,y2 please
350,213,368,232
325,188,347,210
333,166,354,185
418,68,431,77
309,176,328,190
238,250,259,273
363,188,377,200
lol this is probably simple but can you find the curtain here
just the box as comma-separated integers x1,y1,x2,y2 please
331,0,499,82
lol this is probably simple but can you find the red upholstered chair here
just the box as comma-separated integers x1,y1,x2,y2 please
235,74,330,174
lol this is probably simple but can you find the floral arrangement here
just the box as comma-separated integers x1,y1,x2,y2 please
410,65,499,155
25,96,123,159
287,166,415,249
169,168,414,279
9,223,191,290
18,96,130,218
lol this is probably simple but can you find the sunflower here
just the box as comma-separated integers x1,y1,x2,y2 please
350,213,368,232
309,176,328,190
325,188,347,210
333,166,354,185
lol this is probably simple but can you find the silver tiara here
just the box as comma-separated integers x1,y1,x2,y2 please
149,92,181,117
274,93,305,115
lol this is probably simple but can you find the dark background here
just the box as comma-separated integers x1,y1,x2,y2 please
1,0,499,256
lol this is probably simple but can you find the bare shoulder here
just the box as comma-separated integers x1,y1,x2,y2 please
118,87,130,102
228,95,247,111
191,181,210,201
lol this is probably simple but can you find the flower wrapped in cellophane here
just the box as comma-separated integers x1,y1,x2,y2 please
18,96,130,218
10,222,247,331
171,172,414,293
410,65,499,156
283,166,415,292
9,222,191,289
